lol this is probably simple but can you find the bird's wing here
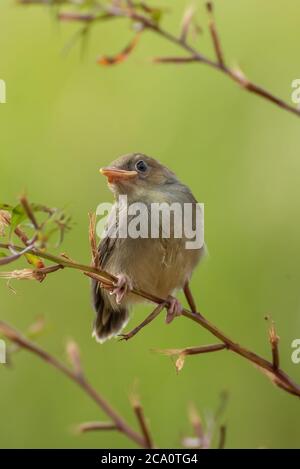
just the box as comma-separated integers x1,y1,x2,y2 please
97,233,117,269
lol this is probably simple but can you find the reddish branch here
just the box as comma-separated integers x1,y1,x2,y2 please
0,321,147,447
17,0,300,118
0,319,226,447
1,238,300,398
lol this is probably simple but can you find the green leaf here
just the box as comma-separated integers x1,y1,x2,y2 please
25,253,45,269
10,204,27,235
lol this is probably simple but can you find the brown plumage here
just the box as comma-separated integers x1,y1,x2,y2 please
92,153,204,343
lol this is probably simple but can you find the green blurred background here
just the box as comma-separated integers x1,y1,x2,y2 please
1,0,300,449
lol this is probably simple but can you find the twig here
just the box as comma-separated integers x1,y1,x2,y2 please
117,301,166,341
0,321,146,447
88,213,99,268
268,320,280,371
177,343,228,356
218,424,226,449
206,1,224,68
131,394,154,449
157,344,227,372
188,403,204,441
183,282,197,313
76,421,117,433
1,240,300,397
20,195,39,231
18,0,300,118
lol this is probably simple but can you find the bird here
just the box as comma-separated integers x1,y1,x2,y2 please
92,153,204,343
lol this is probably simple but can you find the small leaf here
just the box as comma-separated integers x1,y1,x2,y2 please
66,339,83,377
97,33,141,66
176,353,186,372
10,204,27,235
25,253,45,269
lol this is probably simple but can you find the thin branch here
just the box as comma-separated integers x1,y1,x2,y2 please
206,1,225,68
157,344,227,372
88,212,99,268
131,395,154,449
188,403,204,441
183,281,197,313
153,57,198,64
268,320,280,371
34,0,300,118
117,301,165,341
1,240,300,397
76,421,117,433
218,424,226,449
178,343,228,356
0,321,146,447
19,195,39,230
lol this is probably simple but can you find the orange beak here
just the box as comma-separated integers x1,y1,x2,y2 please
100,167,138,184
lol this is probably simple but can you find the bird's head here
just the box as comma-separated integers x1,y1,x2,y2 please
100,153,179,202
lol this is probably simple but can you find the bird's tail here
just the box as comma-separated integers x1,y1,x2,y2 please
91,280,129,343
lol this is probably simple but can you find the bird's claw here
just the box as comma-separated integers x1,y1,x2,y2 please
165,296,183,324
118,333,131,341
110,273,132,304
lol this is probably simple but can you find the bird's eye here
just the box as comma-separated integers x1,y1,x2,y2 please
135,160,148,173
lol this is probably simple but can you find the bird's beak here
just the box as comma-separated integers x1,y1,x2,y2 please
100,167,138,183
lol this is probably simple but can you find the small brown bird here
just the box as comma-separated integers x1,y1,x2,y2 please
92,153,204,343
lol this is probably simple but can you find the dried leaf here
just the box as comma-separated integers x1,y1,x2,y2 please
27,316,46,338
25,253,45,269
97,33,141,66
88,212,99,267
175,353,186,372
10,204,27,235
0,268,44,281
180,5,195,43
66,339,83,377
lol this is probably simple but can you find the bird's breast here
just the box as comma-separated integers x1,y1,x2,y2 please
105,236,202,302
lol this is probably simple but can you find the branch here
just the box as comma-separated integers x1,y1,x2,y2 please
76,421,117,433
18,0,300,118
157,344,227,373
0,317,228,447
0,321,147,447
1,239,300,398
131,394,154,449
206,1,224,68
268,318,280,371
218,425,226,449
20,194,40,231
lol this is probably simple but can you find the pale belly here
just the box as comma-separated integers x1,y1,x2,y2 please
105,237,203,302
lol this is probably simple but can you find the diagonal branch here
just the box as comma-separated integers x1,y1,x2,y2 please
131,394,154,449
0,321,146,447
18,0,300,118
206,1,225,68
0,240,300,397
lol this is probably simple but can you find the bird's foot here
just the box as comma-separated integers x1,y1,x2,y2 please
118,332,132,342
110,273,132,304
165,296,183,324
